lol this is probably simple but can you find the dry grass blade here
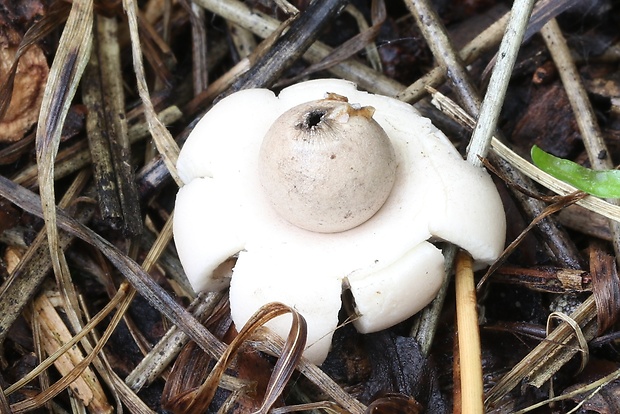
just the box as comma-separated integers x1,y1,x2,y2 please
0,171,92,345
0,384,9,412
252,330,367,413
479,191,588,288
122,0,182,186
485,295,598,408
35,0,93,336
345,3,382,71
125,291,224,391
253,307,307,414
271,401,351,413
545,311,589,374
513,368,620,414
182,302,307,414
589,246,620,334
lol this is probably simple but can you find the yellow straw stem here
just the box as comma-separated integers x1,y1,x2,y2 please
455,250,484,413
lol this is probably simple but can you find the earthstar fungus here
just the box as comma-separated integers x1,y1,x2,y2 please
173,79,506,364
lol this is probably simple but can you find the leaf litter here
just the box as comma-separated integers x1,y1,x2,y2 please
1,0,620,412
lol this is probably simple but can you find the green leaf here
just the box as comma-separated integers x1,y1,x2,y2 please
531,145,620,198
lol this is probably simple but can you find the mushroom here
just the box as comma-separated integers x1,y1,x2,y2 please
174,79,506,364
259,93,397,233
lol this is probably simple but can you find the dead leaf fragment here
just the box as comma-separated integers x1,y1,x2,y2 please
0,26,48,142
33,291,113,413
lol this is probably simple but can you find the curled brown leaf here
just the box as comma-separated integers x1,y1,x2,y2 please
0,26,48,142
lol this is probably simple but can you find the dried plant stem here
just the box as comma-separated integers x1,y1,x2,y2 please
12,106,182,189
541,19,620,268
398,10,508,103
429,90,620,223
231,0,349,91
541,21,612,170
454,251,484,413
192,0,402,96
409,243,458,355
0,172,92,345
404,0,480,112
405,0,480,362
123,0,182,185
36,0,93,342
467,0,535,166
125,292,223,391
83,13,142,235
485,296,598,407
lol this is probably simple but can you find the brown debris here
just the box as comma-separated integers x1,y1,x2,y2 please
494,265,591,293
511,81,582,158
0,26,48,142
589,245,620,335
29,291,113,413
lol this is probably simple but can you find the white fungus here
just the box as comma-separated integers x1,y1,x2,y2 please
173,79,506,364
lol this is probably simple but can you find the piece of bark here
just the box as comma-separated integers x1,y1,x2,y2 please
493,265,591,293
30,291,113,413
82,14,142,235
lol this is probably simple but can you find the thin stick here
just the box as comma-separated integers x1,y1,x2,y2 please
406,4,534,409
430,88,620,222
405,0,481,364
460,0,533,410
231,0,349,91
455,251,483,413
404,0,481,113
467,0,536,166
